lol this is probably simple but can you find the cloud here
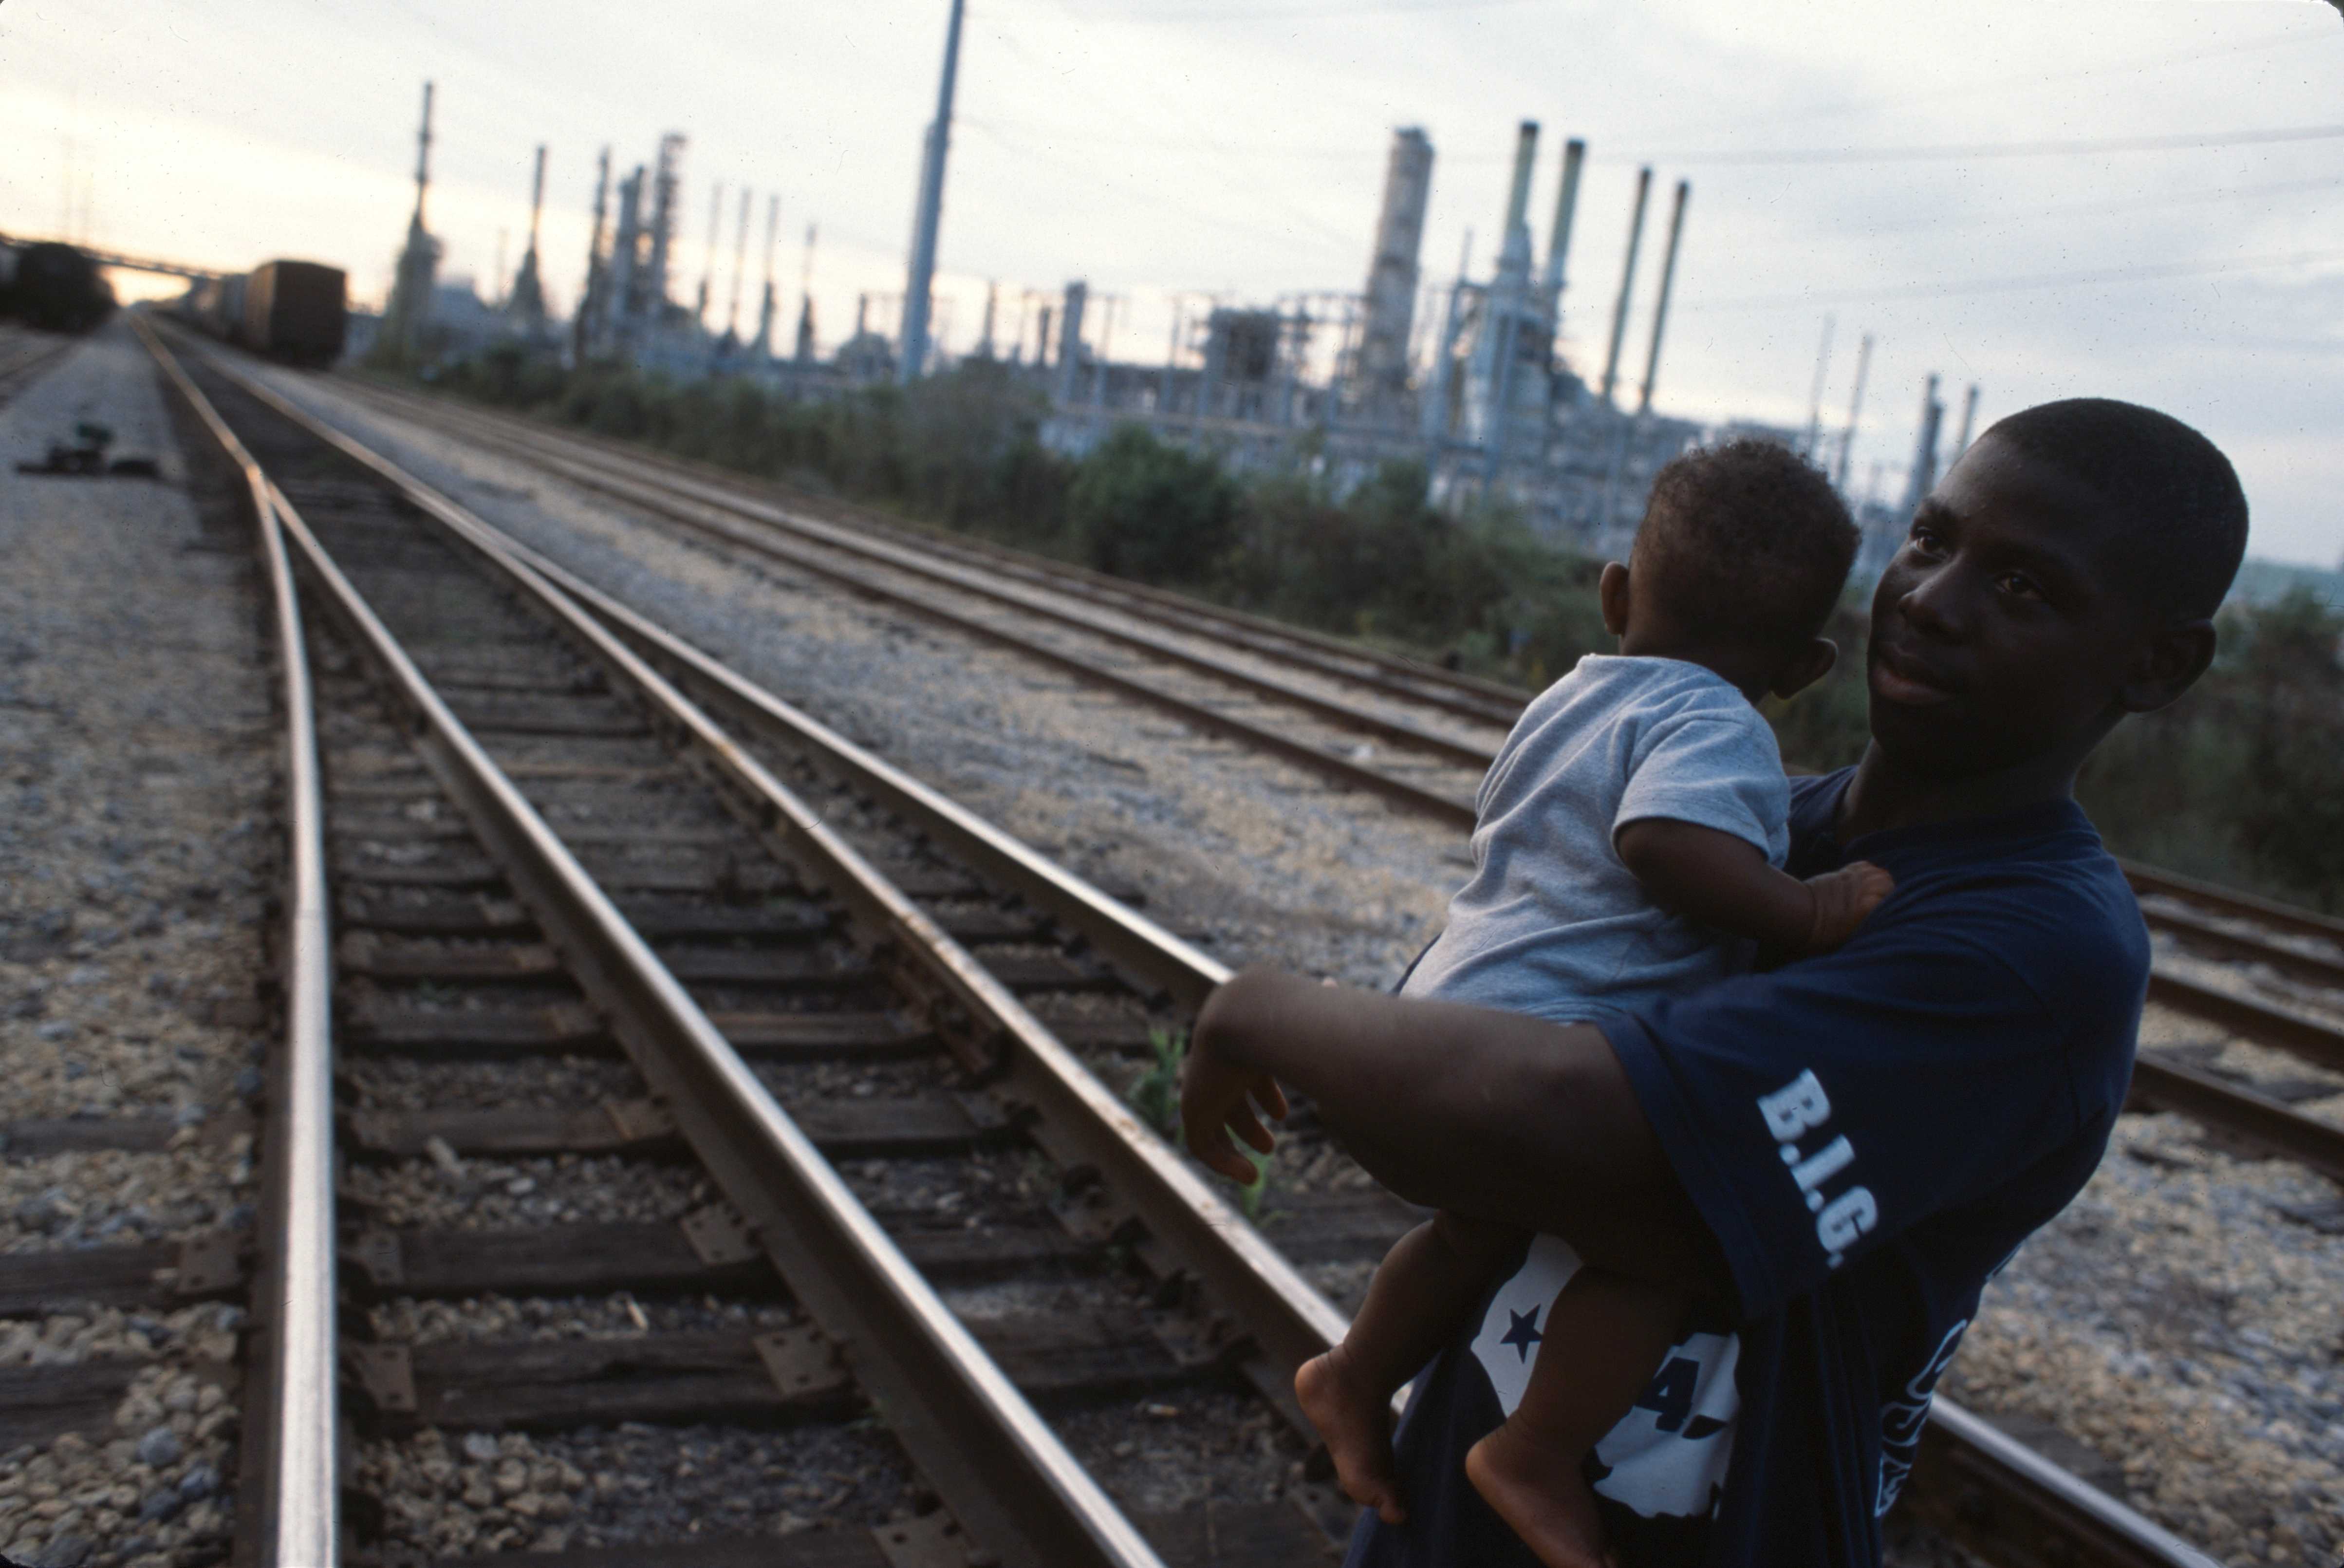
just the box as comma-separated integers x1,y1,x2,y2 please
2,0,2337,562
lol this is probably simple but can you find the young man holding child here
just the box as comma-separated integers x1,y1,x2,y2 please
1184,399,2248,1566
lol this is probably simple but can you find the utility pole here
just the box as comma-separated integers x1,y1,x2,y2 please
898,0,967,383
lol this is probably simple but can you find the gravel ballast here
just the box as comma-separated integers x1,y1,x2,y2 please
244,372,2344,1564
2,321,276,1568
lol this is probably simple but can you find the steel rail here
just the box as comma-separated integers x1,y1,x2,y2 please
0,332,76,407
493,515,2252,1568
362,398,1511,764
136,317,341,1568
267,365,2232,1568
173,339,1167,1568
2147,971,2344,1076
2142,903,2344,992
1912,1400,2221,1568
215,342,1360,1443
2131,1053,2344,1184
315,387,2344,1014
338,376,1535,727
281,367,2243,1568
2127,858,2344,954
357,397,1485,826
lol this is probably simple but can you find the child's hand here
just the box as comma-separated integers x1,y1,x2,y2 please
1803,860,1895,952
1180,1031,1289,1185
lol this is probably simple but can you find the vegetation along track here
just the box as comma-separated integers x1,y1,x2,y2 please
324,376,2344,1195
88,337,2227,1568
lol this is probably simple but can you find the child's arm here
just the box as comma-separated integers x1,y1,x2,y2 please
1615,818,1892,953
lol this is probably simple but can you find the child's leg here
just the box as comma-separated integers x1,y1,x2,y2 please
1296,1210,1526,1524
1466,1269,1687,1568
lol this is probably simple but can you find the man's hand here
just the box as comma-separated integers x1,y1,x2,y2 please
1180,1027,1290,1184
1804,860,1895,952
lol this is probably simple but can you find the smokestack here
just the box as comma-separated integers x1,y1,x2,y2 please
795,223,818,362
1900,373,1945,517
900,0,969,382
1951,383,1980,462
696,180,723,328
508,145,550,326
386,80,442,359
753,194,780,359
412,82,435,226
726,186,751,342
1802,314,1835,458
1834,333,1873,492
977,280,998,359
645,134,684,316
1599,167,1653,406
1636,179,1689,414
1356,126,1433,397
574,146,610,364
1538,137,1585,323
1057,280,1088,401
1497,120,1539,285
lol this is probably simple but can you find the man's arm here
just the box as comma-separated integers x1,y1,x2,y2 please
1615,818,1893,953
1186,968,1729,1295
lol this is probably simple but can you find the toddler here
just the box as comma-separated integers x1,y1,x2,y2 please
1290,440,1889,1568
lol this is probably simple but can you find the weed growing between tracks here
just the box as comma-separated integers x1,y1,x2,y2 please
1126,1027,1270,1219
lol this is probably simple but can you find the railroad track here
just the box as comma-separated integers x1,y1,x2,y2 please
0,325,75,412
315,376,2344,1193
126,321,1371,1567
16,341,2206,1567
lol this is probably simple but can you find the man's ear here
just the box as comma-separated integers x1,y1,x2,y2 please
2118,616,2217,714
1770,637,1839,700
1599,561,1632,639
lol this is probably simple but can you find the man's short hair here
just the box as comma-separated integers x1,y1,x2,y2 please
1978,398,2247,619
1631,438,1858,649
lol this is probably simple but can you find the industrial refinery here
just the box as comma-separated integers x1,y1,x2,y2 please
350,11,1967,572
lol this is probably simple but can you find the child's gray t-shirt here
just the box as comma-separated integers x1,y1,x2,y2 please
1401,654,1790,1024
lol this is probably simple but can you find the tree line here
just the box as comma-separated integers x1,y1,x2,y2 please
411,348,2344,910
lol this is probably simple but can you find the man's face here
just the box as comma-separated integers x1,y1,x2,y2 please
1866,433,2157,779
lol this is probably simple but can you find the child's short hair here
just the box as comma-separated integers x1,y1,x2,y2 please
1981,399,2247,619
1630,438,1858,650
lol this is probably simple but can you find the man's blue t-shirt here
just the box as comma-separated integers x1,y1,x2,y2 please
1346,769,2149,1568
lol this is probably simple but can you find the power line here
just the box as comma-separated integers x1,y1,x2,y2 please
1733,170,2344,241
958,115,2344,169
1650,121,2344,166
1057,0,1539,23
1690,246,2344,313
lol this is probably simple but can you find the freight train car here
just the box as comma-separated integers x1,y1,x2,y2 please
242,260,346,366
175,260,346,365
0,241,116,333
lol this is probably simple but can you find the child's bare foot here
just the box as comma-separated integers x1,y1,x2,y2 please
1295,1348,1407,1524
1466,1420,1612,1568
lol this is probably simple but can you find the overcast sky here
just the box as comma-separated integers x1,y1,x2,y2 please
4,0,2340,565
